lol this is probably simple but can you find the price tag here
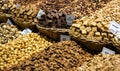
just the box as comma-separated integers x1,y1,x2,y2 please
101,47,115,54
37,9,45,19
66,15,75,26
60,35,71,41
6,19,13,25
21,28,32,35
16,3,20,9
109,21,120,35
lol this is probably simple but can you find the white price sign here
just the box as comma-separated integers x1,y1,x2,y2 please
109,21,120,35
16,3,20,9
66,15,75,26
60,35,71,41
37,9,45,19
6,19,13,25
21,28,32,35
101,47,115,54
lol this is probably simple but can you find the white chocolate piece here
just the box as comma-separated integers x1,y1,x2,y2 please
81,30,87,35
95,32,100,37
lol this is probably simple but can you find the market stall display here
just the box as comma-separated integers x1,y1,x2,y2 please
77,54,120,71
36,0,111,28
36,0,111,40
70,0,120,53
70,16,114,53
5,41,92,71
0,0,120,70
0,33,52,71
0,0,111,29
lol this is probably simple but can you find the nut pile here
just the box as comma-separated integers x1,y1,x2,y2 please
0,33,52,71
0,23,20,44
93,0,120,24
6,41,92,71
61,0,111,18
77,54,120,71
13,0,39,5
38,0,111,18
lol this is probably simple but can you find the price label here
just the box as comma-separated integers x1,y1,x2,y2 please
6,19,13,25
109,21,120,35
16,3,20,9
21,28,32,35
101,47,115,54
60,35,71,41
37,9,45,19
66,15,75,26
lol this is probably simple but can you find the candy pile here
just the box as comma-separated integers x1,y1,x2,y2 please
6,41,92,71
0,33,52,70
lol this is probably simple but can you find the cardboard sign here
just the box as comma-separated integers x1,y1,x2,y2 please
101,47,115,54
6,19,13,25
66,15,75,26
21,28,32,35
109,21,120,35
60,35,71,41
37,9,45,19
